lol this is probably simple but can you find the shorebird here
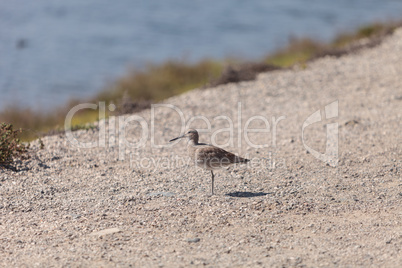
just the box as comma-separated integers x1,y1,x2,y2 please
169,129,249,195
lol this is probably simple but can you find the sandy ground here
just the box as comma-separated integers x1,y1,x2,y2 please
1,28,402,267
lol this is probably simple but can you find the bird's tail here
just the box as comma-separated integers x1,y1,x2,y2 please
235,156,250,163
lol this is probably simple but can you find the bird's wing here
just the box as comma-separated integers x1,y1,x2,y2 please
196,146,248,165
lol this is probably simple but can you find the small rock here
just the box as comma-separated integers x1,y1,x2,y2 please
147,192,175,197
186,238,200,243
344,119,359,126
90,228,121,236
71,214,81,219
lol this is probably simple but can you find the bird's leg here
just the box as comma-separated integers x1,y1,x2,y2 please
211,170,215,195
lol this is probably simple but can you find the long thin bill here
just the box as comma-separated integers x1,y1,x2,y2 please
169,135,184,142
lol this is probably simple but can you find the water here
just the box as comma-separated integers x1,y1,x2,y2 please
1,0,402,110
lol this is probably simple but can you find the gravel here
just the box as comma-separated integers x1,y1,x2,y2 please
1,28,402,267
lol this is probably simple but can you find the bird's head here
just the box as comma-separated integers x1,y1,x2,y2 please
169,129,199,143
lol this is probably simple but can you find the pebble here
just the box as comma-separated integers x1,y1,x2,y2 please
90,228,121,236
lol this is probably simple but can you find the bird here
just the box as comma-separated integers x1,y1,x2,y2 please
169,129,249,195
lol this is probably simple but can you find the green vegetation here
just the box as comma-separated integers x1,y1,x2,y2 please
0,103,103,140
0,20,400,141
333,23,393,47
265,21,401,67
98,60,223,103
265,38,323,67
0,123,29,168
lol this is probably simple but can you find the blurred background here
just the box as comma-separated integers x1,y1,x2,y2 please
1,0,402,137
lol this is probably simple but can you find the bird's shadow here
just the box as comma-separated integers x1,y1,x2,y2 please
226,191,271,198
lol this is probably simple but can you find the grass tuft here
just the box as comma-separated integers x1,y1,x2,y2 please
0,123,29,168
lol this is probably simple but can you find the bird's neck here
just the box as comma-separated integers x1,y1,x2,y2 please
187,138,198,146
